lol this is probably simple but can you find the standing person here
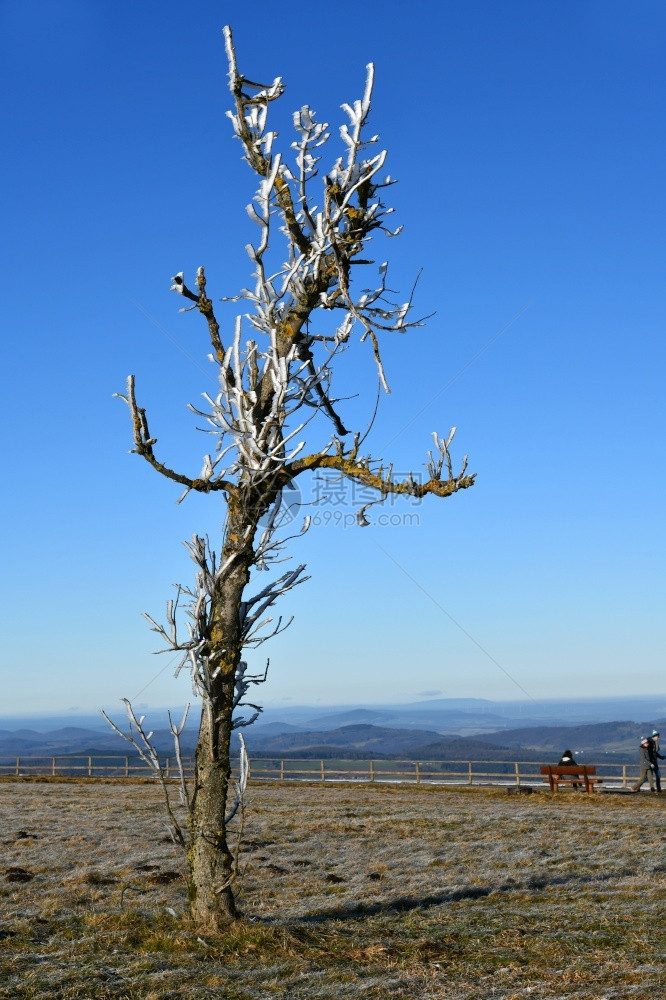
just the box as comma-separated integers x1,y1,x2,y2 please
647,730,665,793
633,736,658,793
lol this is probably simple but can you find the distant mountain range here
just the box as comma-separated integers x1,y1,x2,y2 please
473,719,666,757
242,719,663,762
0,726,178,757
251,696,666,735
4,696,666,737
2,713,664,764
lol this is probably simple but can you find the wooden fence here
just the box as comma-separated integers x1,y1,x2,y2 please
0,755,640,789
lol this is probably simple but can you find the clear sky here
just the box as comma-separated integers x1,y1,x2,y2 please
1,1,665,718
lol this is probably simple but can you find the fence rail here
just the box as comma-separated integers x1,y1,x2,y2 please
0,755,640,789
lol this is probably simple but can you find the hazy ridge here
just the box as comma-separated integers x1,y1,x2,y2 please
2,695,665,763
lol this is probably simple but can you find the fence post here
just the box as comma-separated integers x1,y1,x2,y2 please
16,757,20,777
321,760,325,782
515,761,520,786
124,756,129,778
468,761,473,786
165,757,170,779
87,756,93,777
280,760,284,781
415,761,421,785
52,757,56,777
370,760,375,782
622,764,627,789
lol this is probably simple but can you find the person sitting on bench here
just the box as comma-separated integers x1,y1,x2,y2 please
558,749,580,789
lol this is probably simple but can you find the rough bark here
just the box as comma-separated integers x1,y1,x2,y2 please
187,503,256,929
188,704,237,927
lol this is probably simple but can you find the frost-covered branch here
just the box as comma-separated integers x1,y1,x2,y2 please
115,375,235,496
239,565,310,646
225,733,249,823
142,531,307,731
168,704,192,814
101,700,188,849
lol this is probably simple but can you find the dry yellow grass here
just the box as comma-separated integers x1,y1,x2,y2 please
1,778,665,998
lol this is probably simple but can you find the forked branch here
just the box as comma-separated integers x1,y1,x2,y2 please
115,376,235,496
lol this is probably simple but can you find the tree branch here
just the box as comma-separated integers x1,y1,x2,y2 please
287,431,476,504
223,24,311,257
116,375,236,496
101,701,188,850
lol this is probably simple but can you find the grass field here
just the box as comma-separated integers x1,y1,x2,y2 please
1,778,664,998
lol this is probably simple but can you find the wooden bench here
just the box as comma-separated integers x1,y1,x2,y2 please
540,764,603,794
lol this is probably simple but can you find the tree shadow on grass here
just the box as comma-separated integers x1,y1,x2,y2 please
276,867,637,926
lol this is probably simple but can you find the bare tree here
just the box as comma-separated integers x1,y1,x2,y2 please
114,25,475,931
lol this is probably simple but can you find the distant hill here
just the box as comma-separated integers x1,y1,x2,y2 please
243,723,446,756
473,720,655,757
0,726,191,757
402,737,539,762
305,709,393,728
252,721,306,736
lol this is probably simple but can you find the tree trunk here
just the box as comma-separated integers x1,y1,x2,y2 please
187,511,253,929
188,696,237,928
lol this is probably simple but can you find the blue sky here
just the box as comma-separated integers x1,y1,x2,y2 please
1,1,665,717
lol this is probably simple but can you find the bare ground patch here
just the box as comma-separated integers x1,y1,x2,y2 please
0,779,665,998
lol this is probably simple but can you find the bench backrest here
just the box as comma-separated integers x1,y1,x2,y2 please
539,765,596,776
